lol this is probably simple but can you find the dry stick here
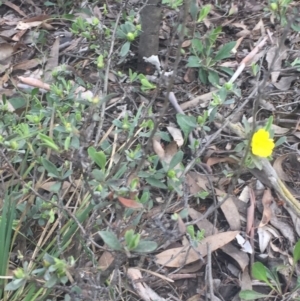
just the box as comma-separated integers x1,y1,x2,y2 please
206,243,216,301
228,34,271,84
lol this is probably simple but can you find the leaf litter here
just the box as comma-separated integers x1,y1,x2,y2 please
1,1,300,301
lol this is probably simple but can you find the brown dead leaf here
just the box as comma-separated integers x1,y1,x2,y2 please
188,208,217,236
4,1,27,17
273,76,297,91
16,21,43,30
215,189,241,231
206,156,237,167
273,154,291,182
13,59,40,71
266,44,287,83
167,126,184,147
155,231,239,267
182,40,191,48
98,251,114,271
180,91,216,111
183,68,196,83
221,243,249,271
247,187,256,235
0,43,14,64
117,196,144,209
259,188,273,227
270,201,295,244
161,141,178,164
44,38,60,82
152,137,165,160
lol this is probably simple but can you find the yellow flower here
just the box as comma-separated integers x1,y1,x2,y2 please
251,129,275,157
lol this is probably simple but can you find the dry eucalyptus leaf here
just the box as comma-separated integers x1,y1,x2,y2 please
216,189,241,231
155,231,239,267
0,43,14,64
167,126,184,147
266,45,287,83
259,188,273,227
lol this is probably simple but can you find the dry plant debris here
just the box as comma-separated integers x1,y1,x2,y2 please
1,1,300,301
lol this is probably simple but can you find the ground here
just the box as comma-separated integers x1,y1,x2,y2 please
0,0,300,301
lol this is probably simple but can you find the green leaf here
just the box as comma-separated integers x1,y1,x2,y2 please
275,136,286,147
176,114,197,140
186,55,202,68
218,66,234,76
191,39,203,55
252,262,268,283
145,177,167,189
197,4,211,22
169,151,183,170
239,290,270,300
125,229,134,248
98,230,122,251
5,278,27,291
41,157,60,178
88,147,106,171
293,240,300,264
198,67,208,84
133,240,158,253
208,70,219,86
214,41,236,61
38,134,59,152
120,41,130,57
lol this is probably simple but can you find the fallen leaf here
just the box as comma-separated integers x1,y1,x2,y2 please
98,251,114,271
182,40,191,47
216,189,241,231
259,188,273,227
188,208,218,236
152,137,165,159
4,1,27,17
273,76,297,91
167,126,184,147
221,243,249,271
117,196,144,209
257,227,272,253
273,154,291,182
266,44,287,83
155,231,239,267
13,59,40,71
206,156,237,167
0,43,14,64
44,38,60,82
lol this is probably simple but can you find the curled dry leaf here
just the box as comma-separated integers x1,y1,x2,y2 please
117,196,144,209
155,231,239,267
215,189,241,231
270,201,295,244
266,45,287,83
257,226,272,253
221,243,249,271
167,126,184,147
259,188,273,227
273,76,298,91
273,154,291,182
152,137,165,160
